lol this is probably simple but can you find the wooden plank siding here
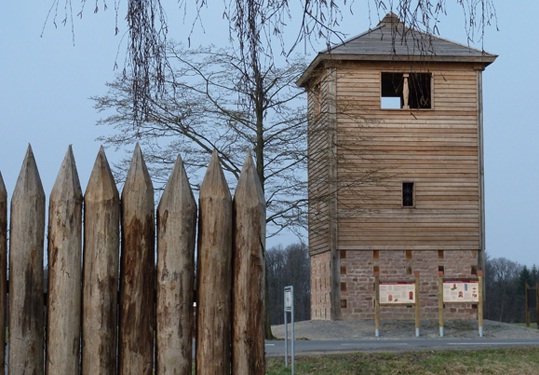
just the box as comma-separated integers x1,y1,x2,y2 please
308,61,482,252
307,71,333,256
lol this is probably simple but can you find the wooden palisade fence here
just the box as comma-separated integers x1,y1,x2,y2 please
0,144,266,374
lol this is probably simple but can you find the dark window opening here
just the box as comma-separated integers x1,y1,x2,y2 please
471,265,478,276
406,250,412,259
381,72,431,109
438,266,445,273
373,250,379,259
402,182,414,207
438,250,444,260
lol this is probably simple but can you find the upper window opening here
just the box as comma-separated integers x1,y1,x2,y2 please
381,73,431,109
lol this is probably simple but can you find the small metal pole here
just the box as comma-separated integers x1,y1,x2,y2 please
284,286,294,375
284,306,288,367
525,282,530,328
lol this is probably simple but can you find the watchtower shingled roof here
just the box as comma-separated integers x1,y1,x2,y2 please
297,12,497,87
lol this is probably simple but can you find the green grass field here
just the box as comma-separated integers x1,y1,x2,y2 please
266,347,539,374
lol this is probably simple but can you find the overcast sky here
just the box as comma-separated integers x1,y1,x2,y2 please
1,1,538,266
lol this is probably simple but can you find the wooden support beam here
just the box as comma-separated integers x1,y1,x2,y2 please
82,147,120,374
9,145,45,374
0,172,6,375
47,146,83,375
196,151,233,375
232,152,266,374
156,155,197,374
119,144,155,375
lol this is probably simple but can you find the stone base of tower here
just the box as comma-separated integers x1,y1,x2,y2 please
311,249,481,321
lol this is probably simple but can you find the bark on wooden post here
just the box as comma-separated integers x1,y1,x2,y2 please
232,152,266,374
0,172,7,375
47,146,83,375
438,271,444,337
374,272,380,337
82,147,120,374
156,155,196,374
196,151,233,375
9,145,45,374
119,144,155,375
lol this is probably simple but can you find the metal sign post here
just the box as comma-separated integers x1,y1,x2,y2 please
284,285,294,374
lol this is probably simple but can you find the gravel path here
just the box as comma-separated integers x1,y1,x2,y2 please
271,319,539,340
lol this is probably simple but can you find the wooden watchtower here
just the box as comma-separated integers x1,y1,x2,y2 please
297,13,496,320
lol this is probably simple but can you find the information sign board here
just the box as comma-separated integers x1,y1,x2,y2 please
379,282,415,305
443,280,479,303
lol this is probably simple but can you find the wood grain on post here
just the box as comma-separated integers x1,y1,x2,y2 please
47,146,83,375
119,144,155,375
232,152,266,374
156,155,196,375
196,151,233,375
438,271,444,337
0,173,7,375
414,272,420,337
9,145,45,374
477,270,484,337
82,147,120,374
374,272,380,337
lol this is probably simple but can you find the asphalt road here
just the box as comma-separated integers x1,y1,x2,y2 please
265,338,539,357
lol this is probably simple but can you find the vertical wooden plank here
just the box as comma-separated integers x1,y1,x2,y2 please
47,146,83,375
0,172,7,375
9,145,45,374
119,144,155,375
196,151,233,375
232,152,266,374
156,155,196,374
82,147,120,374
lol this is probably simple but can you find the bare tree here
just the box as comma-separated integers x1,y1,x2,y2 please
485,256,523,322
266,243,311,325
45,1,497,124
94,44,309,238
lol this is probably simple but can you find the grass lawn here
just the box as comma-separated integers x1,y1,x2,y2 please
266,347,539,374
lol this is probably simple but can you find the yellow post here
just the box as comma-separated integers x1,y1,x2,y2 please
414,272,420,337
525,282,530,328
374,272,380,337
438,271,444,337
478,270,484,337
536,282,539,329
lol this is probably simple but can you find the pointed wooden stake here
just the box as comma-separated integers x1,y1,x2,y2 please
196,151,233,375
47,146,83,375
156,155,197,374
0,172,7,375
232,152,266,374
9,145,45,375
82,147,120,374
119,144,155,375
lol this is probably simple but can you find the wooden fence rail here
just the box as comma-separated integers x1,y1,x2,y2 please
0,144,266,375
